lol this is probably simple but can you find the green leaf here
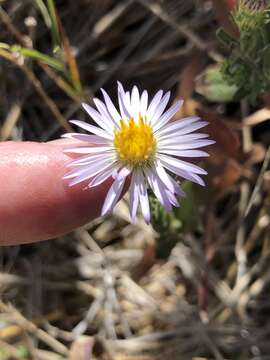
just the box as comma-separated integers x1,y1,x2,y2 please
46,0,61,52
34,0,52,28
216,28,239,49
196,66,238,103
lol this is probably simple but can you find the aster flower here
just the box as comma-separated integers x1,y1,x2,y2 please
63,82,214,223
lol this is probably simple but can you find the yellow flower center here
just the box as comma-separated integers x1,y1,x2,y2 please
114,116,156,166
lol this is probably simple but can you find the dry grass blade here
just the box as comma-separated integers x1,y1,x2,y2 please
137,0,222,61
56,8,82,93
0,5,28,46
245,146,270,217
244,107,270,126
0,103,21,140
0,301,68,355
0,48,72,132
41,63,83,103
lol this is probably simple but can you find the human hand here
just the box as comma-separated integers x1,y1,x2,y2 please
0,140,113,245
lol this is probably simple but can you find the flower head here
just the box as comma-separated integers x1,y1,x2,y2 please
63,82,214,223
238,0,268,12
233,0,270,31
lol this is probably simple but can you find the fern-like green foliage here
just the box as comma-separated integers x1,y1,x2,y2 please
217,0,270,102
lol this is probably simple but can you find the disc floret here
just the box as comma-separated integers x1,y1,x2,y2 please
114,116,157,167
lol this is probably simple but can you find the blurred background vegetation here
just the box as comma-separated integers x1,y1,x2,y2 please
0,0,270,359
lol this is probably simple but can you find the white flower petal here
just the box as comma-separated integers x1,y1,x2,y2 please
102,178,126,216
124,91,131,112
89,163,118,187
159,139,215,151
159,133,209,146
150,91,171,125
100,88,121,126
67,161,114,186
153,100,183,132
166,190,179,207
66,153,116,167
155,160,186,197
131,86,140,121
158,149,209,157
159,154,207,175
164,124,211,138
64,146,113,154
62,133,110,144
157,119,207,138
64,157,113,179
145,168,172,211
114,167,131,181
160,159,205,186
137,170,150,224
69,120,113,140
129,171,140,223
117,81,131,119
155,160,175,193
165,173,186,197
156,116,200,135
93,98,115,133
146,90,163,120
82,102,112,134
140,90,148,116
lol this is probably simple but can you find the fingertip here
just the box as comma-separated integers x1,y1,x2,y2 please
0,140,112,244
